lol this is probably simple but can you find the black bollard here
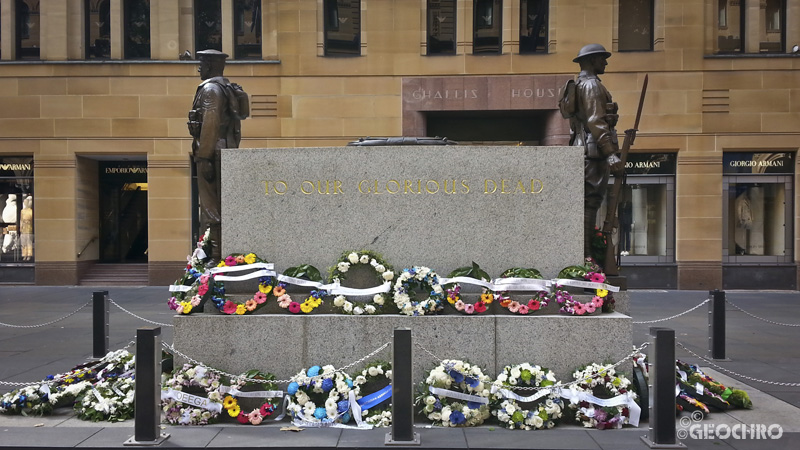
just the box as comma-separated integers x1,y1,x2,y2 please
124,327,169,446
92,291,109,359
641,327,685,449
709,289,727,360
385,328,420,445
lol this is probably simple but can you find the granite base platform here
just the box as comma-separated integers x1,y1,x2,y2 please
172,313,632,384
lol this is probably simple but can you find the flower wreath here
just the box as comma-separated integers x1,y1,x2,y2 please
211,253,275,315
329,251,395,315
555,261,613,316
393,267,445,316
161,364,224,426
494,268,549,315
167,228,213,313
352,361,393,427
74,375,135,422
444,263,493,315
567,363,638,429
491,363,563,430
0,384,53,416
286,365,356,424
274,264,326,314
220,370,281,425
417,359,491,427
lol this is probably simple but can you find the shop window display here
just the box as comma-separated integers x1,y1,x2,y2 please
0,157,34,264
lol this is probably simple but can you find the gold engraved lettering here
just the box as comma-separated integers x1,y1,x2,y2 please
425,180,440,194
484,179,497,194
316,180,330,195
333,180,343,194
461,180,470,194
262,180,287,195
300,181,314,195
530,179,544,193
358,180,371,194
404,179,420,194
516,180,527,194
444,179,457,194
386,180,401,194
501,179,513,194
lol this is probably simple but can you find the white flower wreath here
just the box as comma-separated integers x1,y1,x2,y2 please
417,359,491,427
568,363,638,429
286,365,357,425
329,251,395,315
352,362,393,427
74,376,135,422
161,364,224,426
393,266,445,316
492,363,563,430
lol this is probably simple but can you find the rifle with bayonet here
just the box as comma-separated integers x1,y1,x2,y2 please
602,74,648,276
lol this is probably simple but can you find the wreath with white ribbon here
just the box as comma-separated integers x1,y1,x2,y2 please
393,267,445,316
286,365,356,425
566,363,640,429
491,268,550,315
167,228,213,313
352,361,393,427
219,370,283,425
74,376,135,422
417,360,491,427
329,251,394,315
211,253,276,315
442,263,494,315
161,364,224,426
491,364,563,430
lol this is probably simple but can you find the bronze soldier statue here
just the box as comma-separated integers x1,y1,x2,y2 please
560,44,624,260
188,49,249,262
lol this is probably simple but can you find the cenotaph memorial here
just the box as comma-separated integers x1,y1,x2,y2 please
172,144,633,383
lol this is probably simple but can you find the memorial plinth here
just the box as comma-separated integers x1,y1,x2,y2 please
173,146,632,383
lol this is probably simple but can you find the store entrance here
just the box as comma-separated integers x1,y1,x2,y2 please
99,162,148,263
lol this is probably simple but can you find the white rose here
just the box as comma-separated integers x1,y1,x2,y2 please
296,391,310,405
368,367,379,377
355,375,366,384
510,367,521,378
333,295,346,307
337,262,350,273
382,271,394,281
532,415,544,428
360,255,370,264
497,373,508,383
353,306,364,315
431,412,442,421
343,302,353,313
506,404,516,414
365,305,376,314
348,253,359,264
375,264,386,273
373,294,385,305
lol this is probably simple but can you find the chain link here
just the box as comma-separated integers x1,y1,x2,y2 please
108,298,174,328
0,300,92,329
725,299,800,328
632,298,710,324
676,341,800,387
164,341,391,385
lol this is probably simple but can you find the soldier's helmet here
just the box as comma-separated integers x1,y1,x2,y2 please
573,44,611,62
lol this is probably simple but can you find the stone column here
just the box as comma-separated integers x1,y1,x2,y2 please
151,0,181,60
40,0,68,60
109,0,123,59
0,0,14,60
222,0,234,56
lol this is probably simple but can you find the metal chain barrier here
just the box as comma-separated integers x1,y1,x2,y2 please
676,341,800,387
632,297,710,324
108,298,174,328
163,340,391,385
0,340,136,388
725,299,800,328
0,300,92,329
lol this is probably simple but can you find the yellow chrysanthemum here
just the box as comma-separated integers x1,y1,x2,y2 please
259,284,273,295
481,293,494,304
300,302,314,313
217,261,226,268
447,296,457,305
223,396,236,409
244,253,257,264
235,304,246,315
596,289,608,298
182,302,193,314
228,405,241,417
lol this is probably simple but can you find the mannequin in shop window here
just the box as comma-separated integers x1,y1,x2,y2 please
2,194,18,254
619,198,633,256
735,188,752,255
20,195,33,261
